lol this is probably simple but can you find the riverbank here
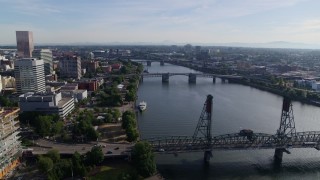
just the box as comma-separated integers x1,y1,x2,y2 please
166,61,320,107
230,78,320,107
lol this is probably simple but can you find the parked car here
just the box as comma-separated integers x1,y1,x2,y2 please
106,151,113,154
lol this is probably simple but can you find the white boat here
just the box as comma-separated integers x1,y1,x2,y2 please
139,101,147,111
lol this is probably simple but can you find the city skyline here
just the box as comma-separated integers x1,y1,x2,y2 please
1,0,320,48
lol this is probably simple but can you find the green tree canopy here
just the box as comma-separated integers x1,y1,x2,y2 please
131,142,156,178
38,156,54,173
72,151,87,177
46,149,60,163
85,146,104,166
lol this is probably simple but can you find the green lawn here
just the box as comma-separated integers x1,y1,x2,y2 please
88,163,142,180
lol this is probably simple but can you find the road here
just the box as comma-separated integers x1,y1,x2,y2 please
29,139,133,156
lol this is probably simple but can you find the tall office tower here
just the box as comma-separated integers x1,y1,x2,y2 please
0,108,21,179
32,49,53,75
59,56,82,79
14,58,45,94
16,31,34,58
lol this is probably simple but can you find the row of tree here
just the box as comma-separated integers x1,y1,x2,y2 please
72,110,99,141
131,141,157,178
37,147,104,179
19,112,63,137
122,111,139,142
0,95,18,107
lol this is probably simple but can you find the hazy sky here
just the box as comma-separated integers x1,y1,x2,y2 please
1,0,320,45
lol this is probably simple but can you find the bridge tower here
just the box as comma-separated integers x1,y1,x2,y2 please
193,94,213,163
274,97,296,163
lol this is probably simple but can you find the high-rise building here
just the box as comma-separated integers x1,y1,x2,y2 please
14,58,45,94
32,49,53,75
0,108,21,179
59,56,82,79
16,31,34,58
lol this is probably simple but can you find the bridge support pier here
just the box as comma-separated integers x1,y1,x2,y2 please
188,73,197,83
213,77,216,83
147,61,152,66
160,61,165,66
221,78,226,83
274,148,284,163
204,151,212,164
162,73,169,83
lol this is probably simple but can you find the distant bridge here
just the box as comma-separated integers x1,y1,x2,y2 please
141,73,242,83
134,60,172,66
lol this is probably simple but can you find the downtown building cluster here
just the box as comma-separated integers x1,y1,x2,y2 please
0,31,83,178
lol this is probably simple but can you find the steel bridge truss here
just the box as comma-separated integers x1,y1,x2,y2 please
147,131,320,153
143,95,320,163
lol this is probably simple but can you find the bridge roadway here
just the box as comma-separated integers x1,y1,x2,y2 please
142,72,242,79
28,139,133,157
144,131,320,153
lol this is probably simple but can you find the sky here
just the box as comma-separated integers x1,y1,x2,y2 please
1,0,320,46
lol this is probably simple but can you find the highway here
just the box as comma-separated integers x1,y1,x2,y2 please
28,139,133,157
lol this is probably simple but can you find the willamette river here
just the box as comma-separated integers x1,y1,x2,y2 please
136,61,320,180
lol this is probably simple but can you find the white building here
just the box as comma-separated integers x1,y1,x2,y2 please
19,92,74,118
14,58,45,94
61,89,88,102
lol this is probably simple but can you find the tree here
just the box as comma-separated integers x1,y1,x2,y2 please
38,156,54,173
125,91,136,102
52,121,64,135
49,159,72,180
72,152,87,177
104,113,113,123
126,125,139,142
19,111,42,125
46,149,60,163
131,142,156,178
85,146,104,166
35,115,53,137
87,126,99,140
122,116,136,129
112,109,121,121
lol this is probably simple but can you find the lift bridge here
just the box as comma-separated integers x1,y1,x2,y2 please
143,95,320,163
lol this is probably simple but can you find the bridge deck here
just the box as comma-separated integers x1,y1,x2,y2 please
144,131,320,153
142,73,242,79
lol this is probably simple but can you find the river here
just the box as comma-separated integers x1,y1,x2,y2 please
136,61,320,180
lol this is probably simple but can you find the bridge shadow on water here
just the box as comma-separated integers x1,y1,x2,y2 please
156,155,320,180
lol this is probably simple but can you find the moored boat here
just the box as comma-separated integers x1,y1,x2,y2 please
139,101,147,111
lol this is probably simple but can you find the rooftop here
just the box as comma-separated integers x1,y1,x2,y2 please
58,98,73,108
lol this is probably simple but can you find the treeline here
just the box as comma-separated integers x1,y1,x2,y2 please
72,110,100,142
19,112,63,137
0,95,18,107
233,77,320,106
37,147,104,179
97,60,142,107
122,111,139,142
